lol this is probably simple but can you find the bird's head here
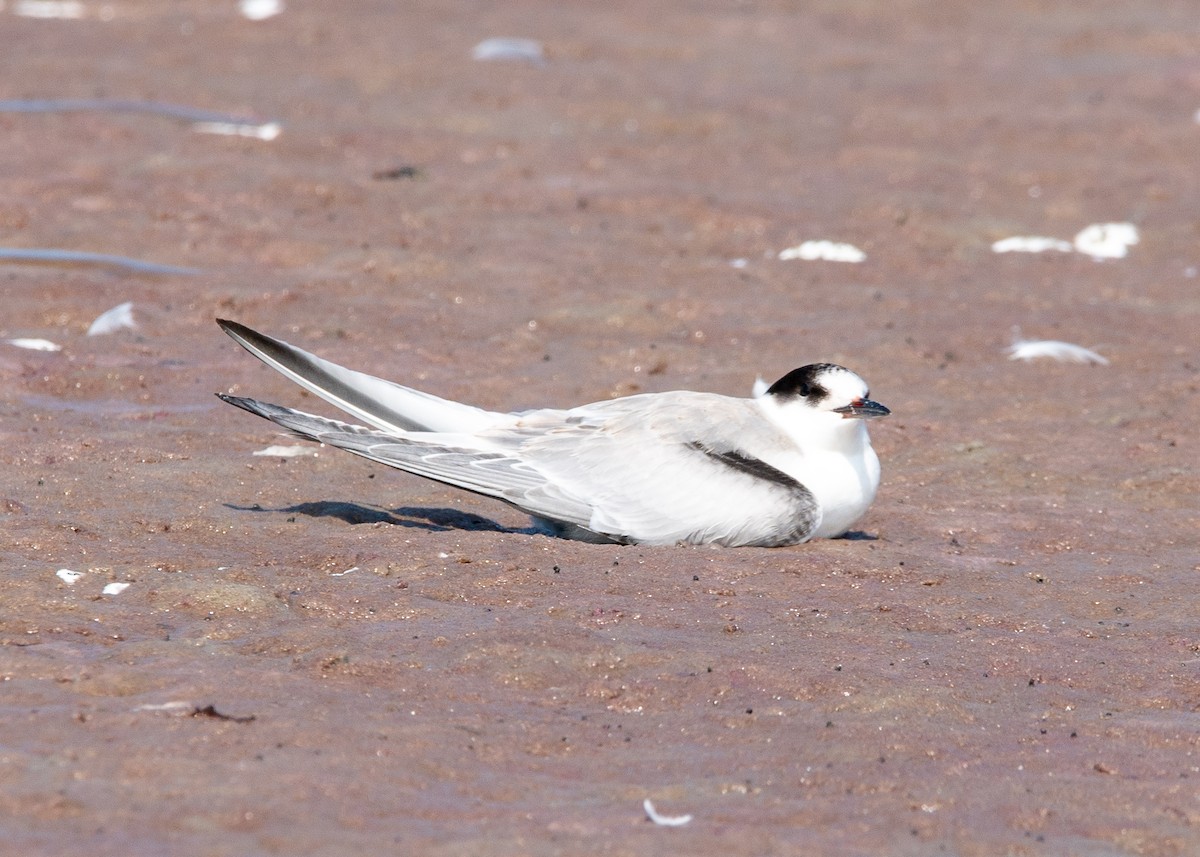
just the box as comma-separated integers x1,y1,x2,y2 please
760,363,889,443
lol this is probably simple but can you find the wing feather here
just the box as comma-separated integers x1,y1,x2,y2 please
218,394,598,529
217,320,499,433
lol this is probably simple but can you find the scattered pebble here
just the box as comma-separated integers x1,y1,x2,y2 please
86,301,135,336
778,240,866,263
239,0,284,21
102,581,131,596
991,236,1073,254
643,798,693,827
471,37,544,64
1073,222,1139,260
191,704,256,723
372,165,424,181
56,568,83,584
7,338,62,352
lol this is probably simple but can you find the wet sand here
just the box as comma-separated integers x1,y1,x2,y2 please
2,2,1198,854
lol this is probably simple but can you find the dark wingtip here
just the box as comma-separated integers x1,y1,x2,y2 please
215,392,275,419
215,319,290,360
216,391,251,409
216,318,253,339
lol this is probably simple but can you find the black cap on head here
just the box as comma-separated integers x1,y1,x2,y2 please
765,363,842,402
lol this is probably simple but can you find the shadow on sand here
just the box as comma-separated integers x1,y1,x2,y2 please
226,501,877,542
225,500,537,534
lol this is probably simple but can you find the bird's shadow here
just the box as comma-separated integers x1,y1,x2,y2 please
837,530,878,541
225,500,540,534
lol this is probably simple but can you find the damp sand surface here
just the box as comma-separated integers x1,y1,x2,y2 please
1,2,1198,854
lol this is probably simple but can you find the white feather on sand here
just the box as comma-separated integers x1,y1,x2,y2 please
87,301,136,336
643,799,692,827
1007,329,1108,365
7,338,62,351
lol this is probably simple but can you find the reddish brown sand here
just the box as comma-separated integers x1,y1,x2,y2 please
2,2,1198,854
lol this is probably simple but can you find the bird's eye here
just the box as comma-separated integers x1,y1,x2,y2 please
796,382,812,397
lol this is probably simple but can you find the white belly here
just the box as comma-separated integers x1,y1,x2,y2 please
806,443,881,538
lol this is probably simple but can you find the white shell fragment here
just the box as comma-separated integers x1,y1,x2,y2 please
1007,330,1109,365
991,236,1074,254
253,444,318,457
239,0,284,21
192,120,282,141
471,37,545,64
7,338,62,351
87,301,135,336
643,799,693,827
102,582,131,596
1073,222,1139,260
778,240,866,263
56,568,84,584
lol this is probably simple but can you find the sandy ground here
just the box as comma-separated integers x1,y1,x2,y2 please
2,1,1199,854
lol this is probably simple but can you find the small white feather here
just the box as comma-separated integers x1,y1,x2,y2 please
1073,222,1138,260
778,240,866,263
643,799,692,827
472,38,544,63
991,236,1073,254
8,338,62,351
192,121,282,140
133,701,193,713
253,443,319,457
87,301,135,336
14,1,85,19
56,568,84,584
239,0,283,21
102,582,131,596
1007,333,1109,365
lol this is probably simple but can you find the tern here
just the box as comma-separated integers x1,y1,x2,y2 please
216,319,889,546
